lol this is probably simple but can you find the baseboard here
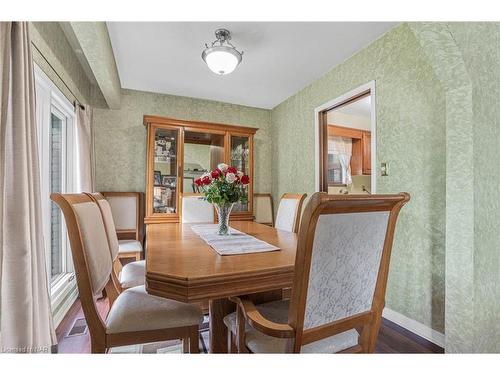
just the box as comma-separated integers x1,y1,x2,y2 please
382,307,445,348
53,286,78,329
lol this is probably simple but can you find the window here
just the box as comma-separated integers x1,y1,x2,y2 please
328,153,344,185
34,65,77,315
327,136,352,186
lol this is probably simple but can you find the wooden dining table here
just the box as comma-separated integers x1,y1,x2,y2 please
145,221,298,353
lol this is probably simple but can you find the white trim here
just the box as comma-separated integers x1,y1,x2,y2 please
314,81,377,193
52,284,78,329
382,307,445,348
34,62,77,323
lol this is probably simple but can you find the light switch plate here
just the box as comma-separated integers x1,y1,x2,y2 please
381,162,388,176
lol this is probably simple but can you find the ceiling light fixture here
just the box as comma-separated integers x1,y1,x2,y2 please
202,29,243,75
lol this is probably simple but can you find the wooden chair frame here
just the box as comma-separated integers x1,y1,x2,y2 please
253,193,275,226
100,192,145,261
51,193,199,354
276,193,307,233
230,192,410,353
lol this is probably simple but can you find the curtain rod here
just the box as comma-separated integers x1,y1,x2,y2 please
31,42,86,111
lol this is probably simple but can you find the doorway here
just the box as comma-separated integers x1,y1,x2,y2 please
315,81,376,194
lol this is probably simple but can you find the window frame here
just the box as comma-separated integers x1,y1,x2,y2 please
34,64,77,311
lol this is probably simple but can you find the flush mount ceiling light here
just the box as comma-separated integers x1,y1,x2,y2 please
202,29,243,75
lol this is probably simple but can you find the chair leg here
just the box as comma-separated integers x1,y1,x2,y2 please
91,338,106,354
182,337,189,353
228,331,237,353
189,326,200,353
135,252,141,261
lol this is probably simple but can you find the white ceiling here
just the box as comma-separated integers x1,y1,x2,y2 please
107,22,397,109
333,95,371,117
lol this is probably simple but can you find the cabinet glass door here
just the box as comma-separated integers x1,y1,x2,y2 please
230,135,250,212
183,130,225,194
152,127,179,214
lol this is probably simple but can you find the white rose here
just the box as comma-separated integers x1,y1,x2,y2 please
217,163,228,172
237,171,244,178
225,172,236,184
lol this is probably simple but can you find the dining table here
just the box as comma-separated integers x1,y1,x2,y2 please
145,220,298,353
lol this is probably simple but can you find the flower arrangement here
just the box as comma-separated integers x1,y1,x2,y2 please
194,163,250,235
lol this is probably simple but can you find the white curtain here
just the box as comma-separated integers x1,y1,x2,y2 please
76,105,94,192
328,136,353,185
0,22,56,352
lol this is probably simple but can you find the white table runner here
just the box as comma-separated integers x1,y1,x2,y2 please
191,224,280,256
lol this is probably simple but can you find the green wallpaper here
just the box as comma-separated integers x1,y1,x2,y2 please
30,22,93,105
409,22,475,352
447,22,500,353
93,89,272,194
271,24,447,333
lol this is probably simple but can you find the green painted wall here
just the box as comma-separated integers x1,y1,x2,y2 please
271,24,447,333
93,89,272,194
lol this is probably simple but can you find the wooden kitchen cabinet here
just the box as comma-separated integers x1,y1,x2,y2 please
327,124,371,177
362,131,371,175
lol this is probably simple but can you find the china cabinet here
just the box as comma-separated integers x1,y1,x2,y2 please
144,115,257,224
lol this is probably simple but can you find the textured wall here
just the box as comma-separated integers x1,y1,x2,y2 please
271,24,446,333
30,22,93,105
67,22,122,109
447,22,500,353
409,22,475,353
93,89,272,193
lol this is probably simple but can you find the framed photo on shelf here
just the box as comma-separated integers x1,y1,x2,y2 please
154,170,162,186
162,176,176,187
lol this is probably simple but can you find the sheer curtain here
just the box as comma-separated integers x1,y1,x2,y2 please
328,136,353,185
76,105,94,192
0,22,56,352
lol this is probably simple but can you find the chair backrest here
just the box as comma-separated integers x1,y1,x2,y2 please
86,193,119,261
288,192,410,353
254,193,274,226
275,193,307,233
50,193,113,337
181,195,215,223
100,192,144,244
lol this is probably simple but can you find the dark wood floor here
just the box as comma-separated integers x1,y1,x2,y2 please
56,298,443,354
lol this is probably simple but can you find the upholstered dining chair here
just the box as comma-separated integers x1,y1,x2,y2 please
224,192,410,353
86,193,145,292
101,192,144,262
51,193,203,353
181,195,215,223
253,193,274,226
274,193,307,233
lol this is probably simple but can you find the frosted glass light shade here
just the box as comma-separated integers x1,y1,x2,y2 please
202,46,242,75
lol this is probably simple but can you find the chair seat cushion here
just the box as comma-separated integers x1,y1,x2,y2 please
106,285,203,334
118,239,143,254
119,260,145,289
223,300,359,353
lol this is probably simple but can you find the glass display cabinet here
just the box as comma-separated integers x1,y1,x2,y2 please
144,116,257,224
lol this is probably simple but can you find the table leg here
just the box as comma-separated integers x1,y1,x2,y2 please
209,298,235,353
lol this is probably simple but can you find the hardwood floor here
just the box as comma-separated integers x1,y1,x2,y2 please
56,298,443,354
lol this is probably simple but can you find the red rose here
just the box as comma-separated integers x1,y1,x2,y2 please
240,175,250,185
227,166,237,174
211,169,221,179
194,178,202,186
202,176,211,185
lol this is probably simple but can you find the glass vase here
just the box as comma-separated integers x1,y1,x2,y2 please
215,203,234,235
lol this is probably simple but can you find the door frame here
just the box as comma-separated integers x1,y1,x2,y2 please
314,80,377,193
